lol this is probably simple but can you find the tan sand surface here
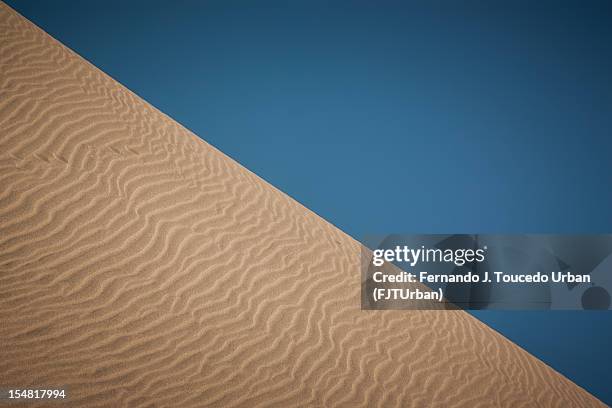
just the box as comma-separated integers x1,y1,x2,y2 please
0,3,605,407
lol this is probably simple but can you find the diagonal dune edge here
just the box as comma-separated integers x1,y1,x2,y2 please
0,2,605,407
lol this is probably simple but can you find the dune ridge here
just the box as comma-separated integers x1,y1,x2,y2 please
0,2,604,407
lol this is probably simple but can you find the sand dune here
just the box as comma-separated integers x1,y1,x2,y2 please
0,2,604,407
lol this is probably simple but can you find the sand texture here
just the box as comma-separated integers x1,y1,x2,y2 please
0,3,604,407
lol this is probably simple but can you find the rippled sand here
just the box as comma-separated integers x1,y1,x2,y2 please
0,2,604,407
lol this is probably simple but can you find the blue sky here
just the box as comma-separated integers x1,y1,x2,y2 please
6,0,612,402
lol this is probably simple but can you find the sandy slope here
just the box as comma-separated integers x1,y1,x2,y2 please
0,3,604,407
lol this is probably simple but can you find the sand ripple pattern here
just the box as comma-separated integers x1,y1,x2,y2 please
0,3,604,407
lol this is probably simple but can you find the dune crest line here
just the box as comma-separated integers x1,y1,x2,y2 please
0,2,604,407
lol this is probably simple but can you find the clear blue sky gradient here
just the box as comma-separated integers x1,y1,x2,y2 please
6,0,612,403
